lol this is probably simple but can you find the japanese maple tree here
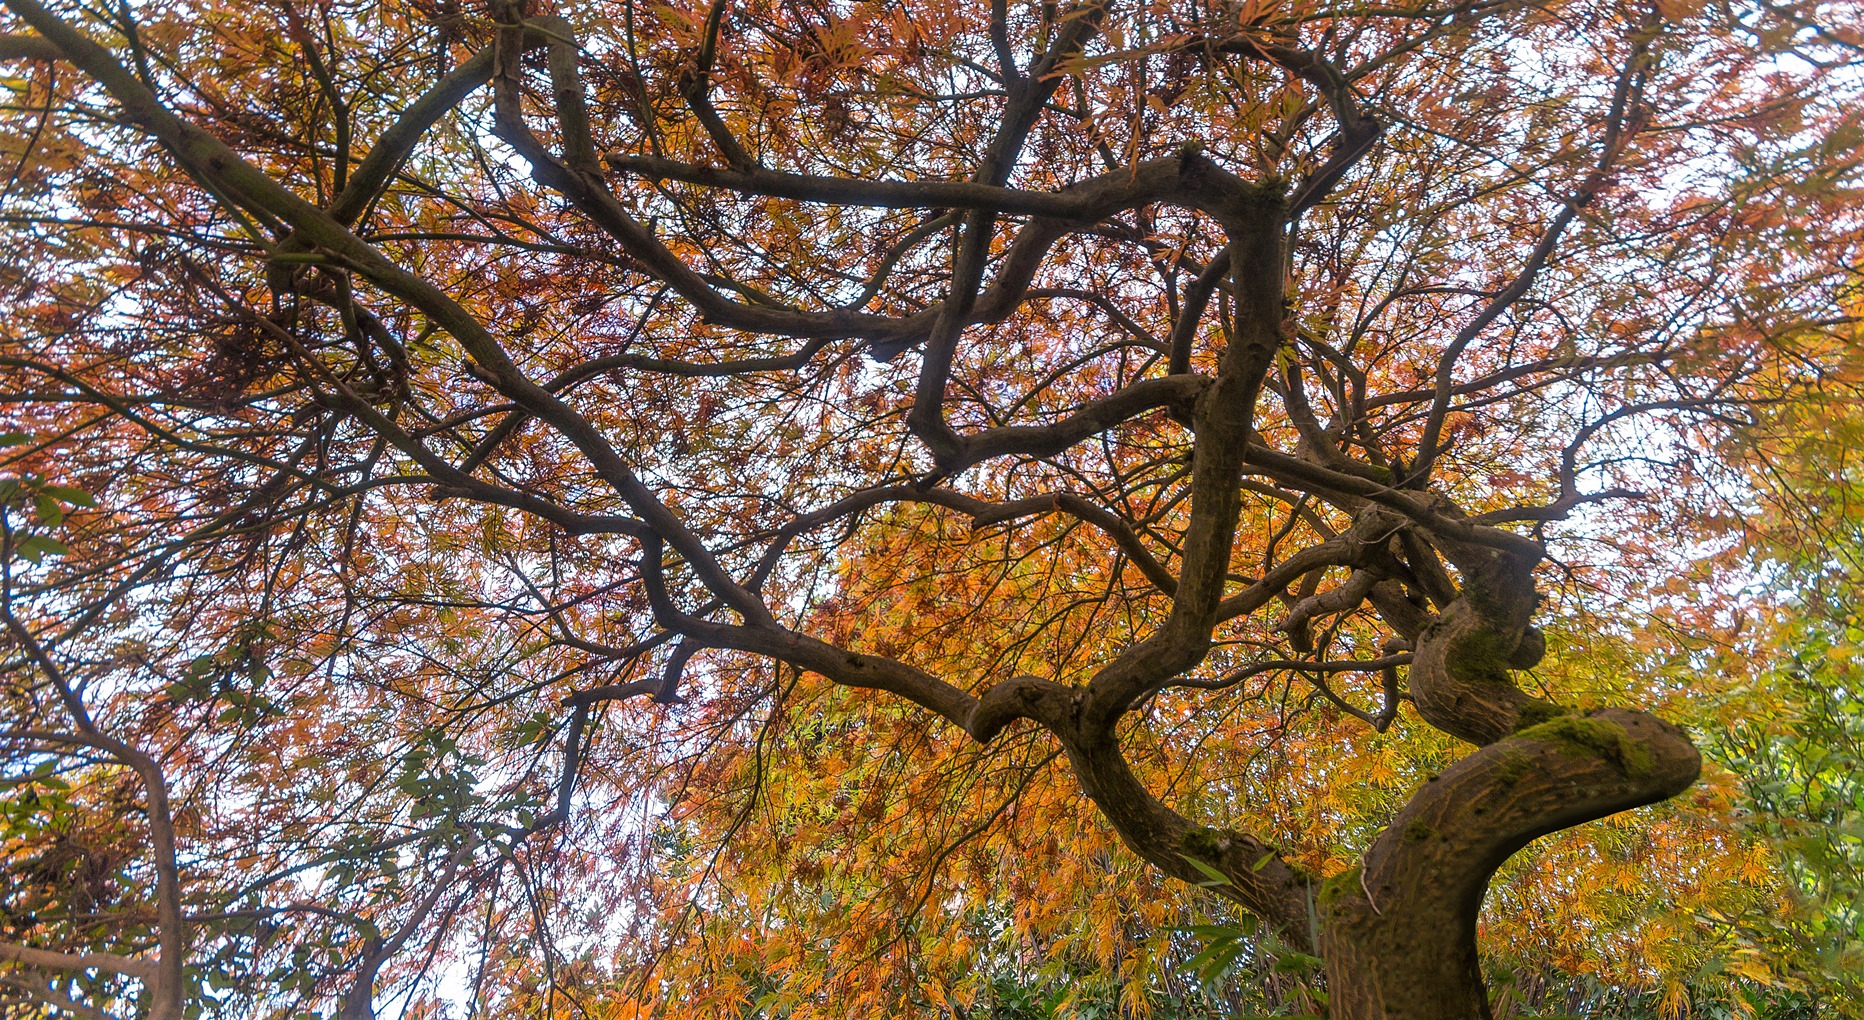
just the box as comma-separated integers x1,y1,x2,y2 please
0,0,1859,1017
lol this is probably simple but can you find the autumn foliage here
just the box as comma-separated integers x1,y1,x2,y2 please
0,0,1860,1017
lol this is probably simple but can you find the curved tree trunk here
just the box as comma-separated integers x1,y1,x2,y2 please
1317,708,1701,1018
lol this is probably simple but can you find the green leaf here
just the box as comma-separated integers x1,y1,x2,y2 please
13,535,68,563
1179,853,1234,888
1183,923,1240,938
41,484,96,507
1272,951,1324,974
34,492,63,527
1187,941,1243,981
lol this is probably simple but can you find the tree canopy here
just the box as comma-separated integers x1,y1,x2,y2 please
0,0,1860,1017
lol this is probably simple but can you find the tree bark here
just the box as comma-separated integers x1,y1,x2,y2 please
1316,708,1701,1018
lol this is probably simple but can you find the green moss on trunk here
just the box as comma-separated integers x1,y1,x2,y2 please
1492,749,1536,786
1511,698,1573,732
1514,714,1655,776
1317,865,1362,912
1180,826,1243,859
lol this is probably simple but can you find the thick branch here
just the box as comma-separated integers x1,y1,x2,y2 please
0,31,60,61
1321,708,1700,1018
0,943,158,981
1060,731,1314,946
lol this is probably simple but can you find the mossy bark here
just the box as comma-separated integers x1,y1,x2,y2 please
1314,708,1700,1018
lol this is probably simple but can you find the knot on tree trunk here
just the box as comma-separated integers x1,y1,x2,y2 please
1406,535,1556,745
1409,599,1554,745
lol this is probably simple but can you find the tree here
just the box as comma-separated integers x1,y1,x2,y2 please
0,0,1858,1017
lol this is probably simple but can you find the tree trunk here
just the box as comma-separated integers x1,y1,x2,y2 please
1316,708,1701,1019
